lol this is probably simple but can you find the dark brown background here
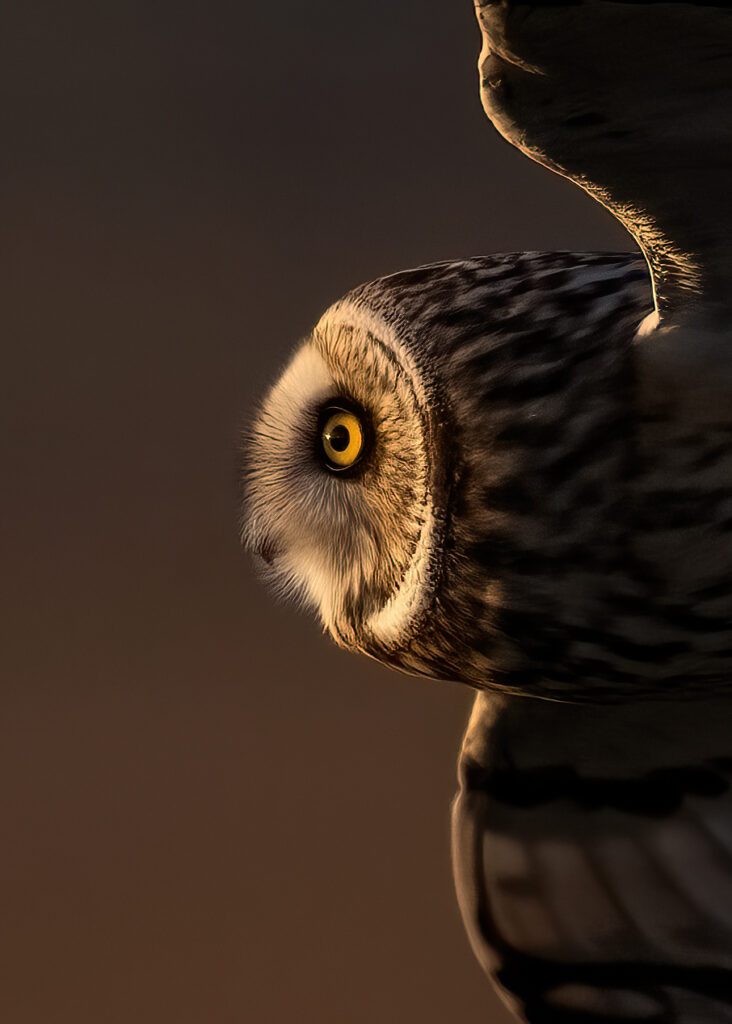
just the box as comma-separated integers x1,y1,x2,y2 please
2,2,633,1022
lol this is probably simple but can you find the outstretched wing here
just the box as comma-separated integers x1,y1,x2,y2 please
453,692,732,1023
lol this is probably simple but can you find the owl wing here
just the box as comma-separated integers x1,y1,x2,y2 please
473,2,732,423
452,692,732,1023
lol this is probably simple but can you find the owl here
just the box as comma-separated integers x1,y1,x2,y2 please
244,3,732,1022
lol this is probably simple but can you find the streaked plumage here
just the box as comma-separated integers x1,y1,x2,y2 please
243,3,732,1021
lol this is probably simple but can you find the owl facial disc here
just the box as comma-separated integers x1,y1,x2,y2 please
242,296,446,655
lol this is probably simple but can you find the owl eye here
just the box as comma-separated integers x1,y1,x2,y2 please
320,406,366,471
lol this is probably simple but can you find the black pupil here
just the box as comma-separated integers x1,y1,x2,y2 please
327,424,351,452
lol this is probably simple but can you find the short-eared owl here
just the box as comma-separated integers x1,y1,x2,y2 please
244,4,732,1021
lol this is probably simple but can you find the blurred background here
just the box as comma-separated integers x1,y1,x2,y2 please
1,2,634,1022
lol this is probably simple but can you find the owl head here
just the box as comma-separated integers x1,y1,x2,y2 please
243,254,651,695
243,265,451,661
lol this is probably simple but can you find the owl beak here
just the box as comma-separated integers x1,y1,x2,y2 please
253,535,280,566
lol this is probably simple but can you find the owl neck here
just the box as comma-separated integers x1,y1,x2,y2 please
602,145,732,422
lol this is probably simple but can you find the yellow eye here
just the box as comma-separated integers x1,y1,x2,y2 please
321,407,365,471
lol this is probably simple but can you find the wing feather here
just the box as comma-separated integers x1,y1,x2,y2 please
453,692,732,1022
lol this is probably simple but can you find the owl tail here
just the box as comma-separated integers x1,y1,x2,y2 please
452,691,732,1023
